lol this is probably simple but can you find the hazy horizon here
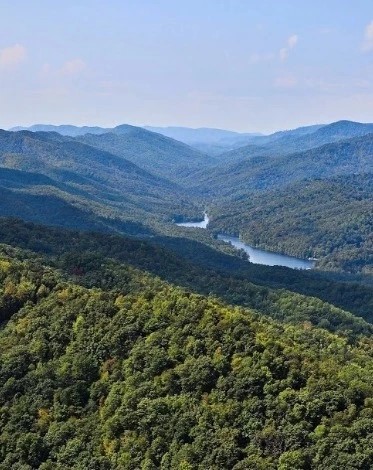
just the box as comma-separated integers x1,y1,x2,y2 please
1,1,373,133
6,119,364,136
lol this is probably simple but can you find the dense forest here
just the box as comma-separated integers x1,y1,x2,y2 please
0,218,372,329
0,220,373,468
209,174,373,274
0,118,372,468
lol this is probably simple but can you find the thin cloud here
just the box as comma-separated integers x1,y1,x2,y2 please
0,44,26,69
40,59,87,79
279,48,289,61
274,75,298,88
362,21,373,52
249,52,275,64
60,59,86,76
250,34,298,65
279,34,298,61
287,34,298,49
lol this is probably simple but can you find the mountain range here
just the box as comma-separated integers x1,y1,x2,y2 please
189,131,373,197
216,120,373,163
2,119,373,273
1,117,373,468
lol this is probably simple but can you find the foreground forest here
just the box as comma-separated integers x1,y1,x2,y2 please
0,219,373,469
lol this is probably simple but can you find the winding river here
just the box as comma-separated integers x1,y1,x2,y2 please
177,214,315,270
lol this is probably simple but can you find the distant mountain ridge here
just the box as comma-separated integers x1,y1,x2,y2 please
188,131,373,197
219,120,373,163
11,120,373,159
9,124,109,136
9,123,263,156
8,123,215,180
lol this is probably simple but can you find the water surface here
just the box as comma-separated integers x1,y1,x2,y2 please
217,234,315,270
176,214,315,270
176,213,209,229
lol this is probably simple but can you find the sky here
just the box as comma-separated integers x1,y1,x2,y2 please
0,0,373,133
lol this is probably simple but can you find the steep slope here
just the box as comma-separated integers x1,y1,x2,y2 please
0,228,373,469
190,133,373,197
76,125,215,181
209,174,373,274
0,130,198,223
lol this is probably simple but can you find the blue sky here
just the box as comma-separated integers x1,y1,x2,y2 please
1,0,372,133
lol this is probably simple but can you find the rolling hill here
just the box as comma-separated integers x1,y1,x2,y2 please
189,132,373,198
9,123,216,181
76,124,215,180
0,129,199,225
218,120,373,164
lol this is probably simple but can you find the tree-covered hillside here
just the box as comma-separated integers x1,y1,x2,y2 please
0,218,372,334
189,133,373,198
217,120,373,165
0,130,200,226
0,225,373,469
209,174,373,274
77,126,215,181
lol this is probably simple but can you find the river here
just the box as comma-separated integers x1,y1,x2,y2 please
176,214,315,270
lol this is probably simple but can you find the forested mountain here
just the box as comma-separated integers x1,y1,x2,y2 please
209,174,373,274
0,168,158,235
0,130,199,225
249,123,325,144
0,219,373,468
10,124,262,156
3,0,373,466
8,124,215,181
190,132,373,197
1,125,372,277
76,125,215,180
11,121,373,164
218,120,373,164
